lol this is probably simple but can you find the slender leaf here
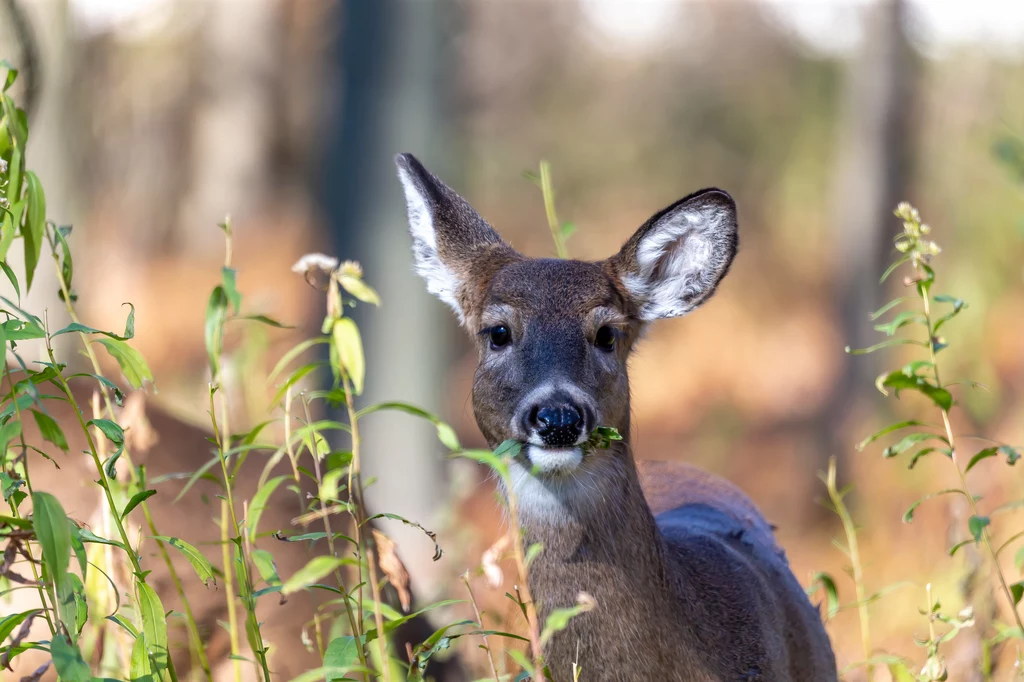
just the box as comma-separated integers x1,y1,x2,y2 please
96,338,153,389
903,489,966,522
137,582,169,677
30,408,68,451
331,317,364,395
122,490,157,520
248,476,287,542
49,634,91,682
281,556,347,595
32,492,71,580
22,171,45,292
152,536,215,587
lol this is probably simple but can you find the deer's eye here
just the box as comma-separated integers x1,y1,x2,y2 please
595,326,616,352
488,325,511,349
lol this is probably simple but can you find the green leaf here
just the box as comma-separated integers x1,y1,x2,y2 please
32,491,71,580
19,171,45,292
0,419,22,458
281,556,347,595
966,447,999,473
2,63,18,91
50,634,92,682
69,521,87,579
869,297,912,320
130,633,154,681
456,447,511,480
1011,582,1024,606
856,420,930,451
236,313,293,328
222,267,242,314
876,370,953,411
806,572,840,619
76,526,127,550
137,581,170,676
882,432,946,459
30,408,68,451
0,259,20,303
323,636,361,680
331,317,365,395
338,274,381,306
56,573,88,639
888,661,917,682
1,470,24,502
968,515,990,544
540,598,594,647
152,536,215,587
204,286,228,378
873,310,925,336
122,489,157,519
1000,445,1021,466
88,418,126,478
0,610,38,644
248,476,287,542
933,297,967,333
268,337,329,384
506,648,534,676
52,306,136,342
356,401,461,451
908,446,949,469
845,338,926,355
251,549,281,587
52,224,74,295
96,338,153,390
903,489,966,523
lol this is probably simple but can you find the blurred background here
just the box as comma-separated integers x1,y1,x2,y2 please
2,0,1024,679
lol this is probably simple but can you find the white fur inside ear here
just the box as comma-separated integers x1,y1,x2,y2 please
397,167,463,320
625,205,732,321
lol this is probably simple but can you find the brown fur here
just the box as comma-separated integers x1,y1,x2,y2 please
397,153,838,682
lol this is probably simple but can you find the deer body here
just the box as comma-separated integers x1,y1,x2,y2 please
397,154,837,681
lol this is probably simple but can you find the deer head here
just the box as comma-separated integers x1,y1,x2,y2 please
396,153,737,522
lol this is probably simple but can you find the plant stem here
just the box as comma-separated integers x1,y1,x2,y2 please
463,572,501,682
339,373,391,682
825,457,872,680
221,498,242,682
539,161,568,259
918,263,1024,636
47,229,212,681
299,394,369,676
3,364,58,636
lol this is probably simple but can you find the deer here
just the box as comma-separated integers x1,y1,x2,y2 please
396,153,838,682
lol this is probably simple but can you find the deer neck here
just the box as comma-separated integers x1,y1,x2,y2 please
511,440,669,603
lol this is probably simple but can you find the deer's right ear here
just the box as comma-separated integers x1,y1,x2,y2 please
610,188,738,322
395,153,514,324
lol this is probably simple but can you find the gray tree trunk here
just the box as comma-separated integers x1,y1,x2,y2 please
320,0,458,607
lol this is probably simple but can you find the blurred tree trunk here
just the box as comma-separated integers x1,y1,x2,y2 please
319,0,461,633
817,0,916,496
176,1,281,250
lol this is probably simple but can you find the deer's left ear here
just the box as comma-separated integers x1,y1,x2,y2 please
609,188,738,322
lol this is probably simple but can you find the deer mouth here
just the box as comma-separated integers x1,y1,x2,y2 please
524,444,583,475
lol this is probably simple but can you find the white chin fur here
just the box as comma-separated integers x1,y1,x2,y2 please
526,445,583,474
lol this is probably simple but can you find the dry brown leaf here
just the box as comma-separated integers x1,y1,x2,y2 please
482,531,512,588
120,391,159,453
373,528,411,612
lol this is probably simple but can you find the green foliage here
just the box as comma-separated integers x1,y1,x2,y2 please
2,67,558,680
842,201,1024,676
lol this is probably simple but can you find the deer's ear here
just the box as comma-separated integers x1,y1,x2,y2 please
396,153,515,323
610,188,738,322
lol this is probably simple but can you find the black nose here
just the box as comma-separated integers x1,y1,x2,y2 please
531,404,583,448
